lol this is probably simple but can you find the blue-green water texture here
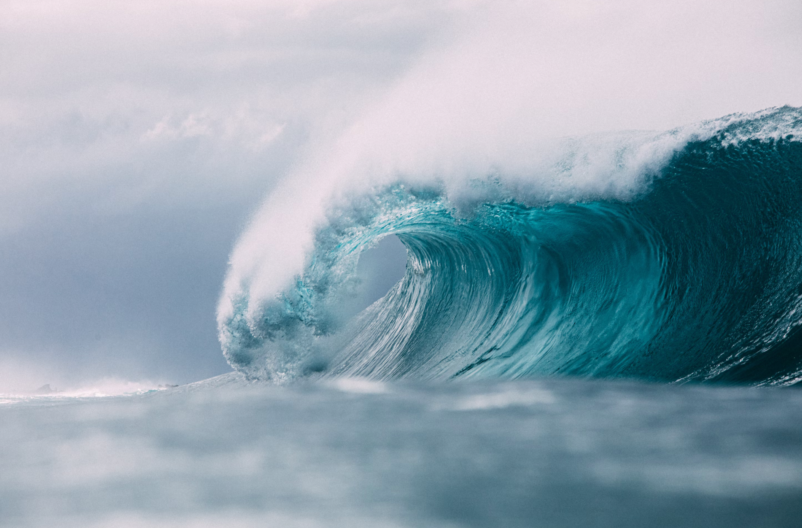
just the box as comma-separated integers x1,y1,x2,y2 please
219,107,802,386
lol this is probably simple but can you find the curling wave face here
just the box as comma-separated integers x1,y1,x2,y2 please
218,107,802,385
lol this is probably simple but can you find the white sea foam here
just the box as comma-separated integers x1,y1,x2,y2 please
329,377,390,394
0,377,167,404
444,387,556,411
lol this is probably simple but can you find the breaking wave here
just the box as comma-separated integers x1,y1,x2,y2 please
218,107,802,385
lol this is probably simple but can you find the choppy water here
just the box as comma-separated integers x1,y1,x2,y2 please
1,375,801,527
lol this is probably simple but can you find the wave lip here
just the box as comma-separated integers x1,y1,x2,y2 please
219,107,802,385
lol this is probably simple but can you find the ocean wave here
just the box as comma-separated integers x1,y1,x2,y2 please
218,107,802,385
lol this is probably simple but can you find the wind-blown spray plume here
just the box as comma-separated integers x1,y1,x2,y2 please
218,1,802,384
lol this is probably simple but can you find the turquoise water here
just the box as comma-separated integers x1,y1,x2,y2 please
220,107,802,386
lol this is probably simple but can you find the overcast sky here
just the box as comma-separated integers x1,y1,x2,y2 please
1,0,801,390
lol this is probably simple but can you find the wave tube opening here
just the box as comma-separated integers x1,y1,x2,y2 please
219,108,802,386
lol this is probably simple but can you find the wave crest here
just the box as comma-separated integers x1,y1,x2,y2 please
218,107,802,385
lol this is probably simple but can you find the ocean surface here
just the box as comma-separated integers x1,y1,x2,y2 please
1,374,801,527
3,107,802,527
